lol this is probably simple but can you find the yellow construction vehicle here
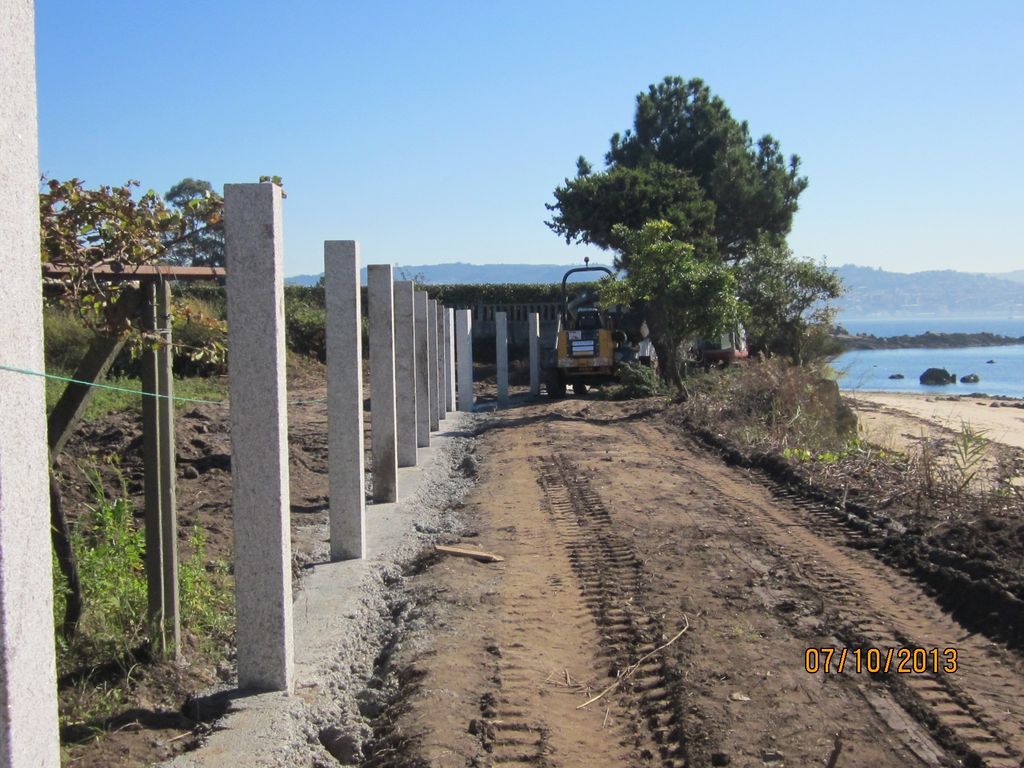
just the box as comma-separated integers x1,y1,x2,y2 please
543,259,646,397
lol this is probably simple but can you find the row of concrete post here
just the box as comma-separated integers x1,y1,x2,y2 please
0,2,538,757
493,310,543,405
224,184,476,693
1,106,478,768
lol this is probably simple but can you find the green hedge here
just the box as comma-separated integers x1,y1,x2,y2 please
423,282,600,307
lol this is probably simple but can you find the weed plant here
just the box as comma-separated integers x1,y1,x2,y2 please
678,359,1022,526
679,356,857,453
54,470,234,730
179,524,234,654
53,473,147,672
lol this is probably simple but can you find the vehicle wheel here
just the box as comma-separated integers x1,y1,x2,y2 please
545,369,566,399
573,383,588,395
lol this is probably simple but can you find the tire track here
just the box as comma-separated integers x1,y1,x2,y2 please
470,438,641,767
640,422,1024,768
534,453,688,768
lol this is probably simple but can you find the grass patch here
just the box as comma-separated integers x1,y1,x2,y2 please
45,374,227,421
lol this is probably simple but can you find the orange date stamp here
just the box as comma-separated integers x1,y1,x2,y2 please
804,646,958,674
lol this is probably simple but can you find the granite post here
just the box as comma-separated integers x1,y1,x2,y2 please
528,311,541,396
0,1,61,760
393,281,418,467
367,265,398,503
443,308,456,412
414,291,430,447
224,182,294,692
456,309,474,412
427,299,440,431
435,301,446,420
325,241,365,560
496,310,509,405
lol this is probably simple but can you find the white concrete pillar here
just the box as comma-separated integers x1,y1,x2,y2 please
224,182,294,693
367,265,398,503
393,281,418,467
427,299,440,432
456,309,474,412
529,311,541,396
413,291,430,448
0,1,61,760
325,241,365,561
444,308,456,412
496,310,509,405
435,301,446,421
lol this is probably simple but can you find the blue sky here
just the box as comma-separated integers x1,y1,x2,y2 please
34,1,1023,277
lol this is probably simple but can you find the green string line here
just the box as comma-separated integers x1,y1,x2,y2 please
0,363,326,407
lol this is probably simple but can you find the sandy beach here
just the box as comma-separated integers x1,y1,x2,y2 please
846,391,1024,452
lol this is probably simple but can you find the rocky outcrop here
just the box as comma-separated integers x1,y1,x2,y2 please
960,373,980,384
920,368,956,385
834,331,1024,351
888,373,905,379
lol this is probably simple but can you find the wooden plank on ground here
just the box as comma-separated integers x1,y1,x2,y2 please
435,544,505,563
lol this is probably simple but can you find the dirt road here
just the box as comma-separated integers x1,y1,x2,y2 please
367,398,1024,768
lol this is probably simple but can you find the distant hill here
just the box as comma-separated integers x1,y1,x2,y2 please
286,273,322,287
987,270,1024,285
285,262,1024,319
285,262,613,287
834,265,1024,318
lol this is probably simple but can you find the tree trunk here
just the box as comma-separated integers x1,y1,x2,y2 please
50,469,82,639
644,302,684,389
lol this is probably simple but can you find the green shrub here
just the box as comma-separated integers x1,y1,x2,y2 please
424,282,599,307
604,363,665,400
679,357,857,453
172,295,227,376
284,295,326,361
43,305,96,373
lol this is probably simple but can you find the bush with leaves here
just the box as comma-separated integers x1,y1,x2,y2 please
600,221,740,385
604,363,665,400
736,240,843,363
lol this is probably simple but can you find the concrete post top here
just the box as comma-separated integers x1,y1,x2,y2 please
325,240,359,256
224,181,282,200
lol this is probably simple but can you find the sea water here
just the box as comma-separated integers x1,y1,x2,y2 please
834,345,1024,398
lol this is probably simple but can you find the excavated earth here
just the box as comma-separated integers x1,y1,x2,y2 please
357,397,1024,768
54,378,1024,767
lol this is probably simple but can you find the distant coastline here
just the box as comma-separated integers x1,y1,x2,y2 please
834,331,1024,351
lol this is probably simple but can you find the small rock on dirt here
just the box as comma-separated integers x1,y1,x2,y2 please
711,752,732,766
